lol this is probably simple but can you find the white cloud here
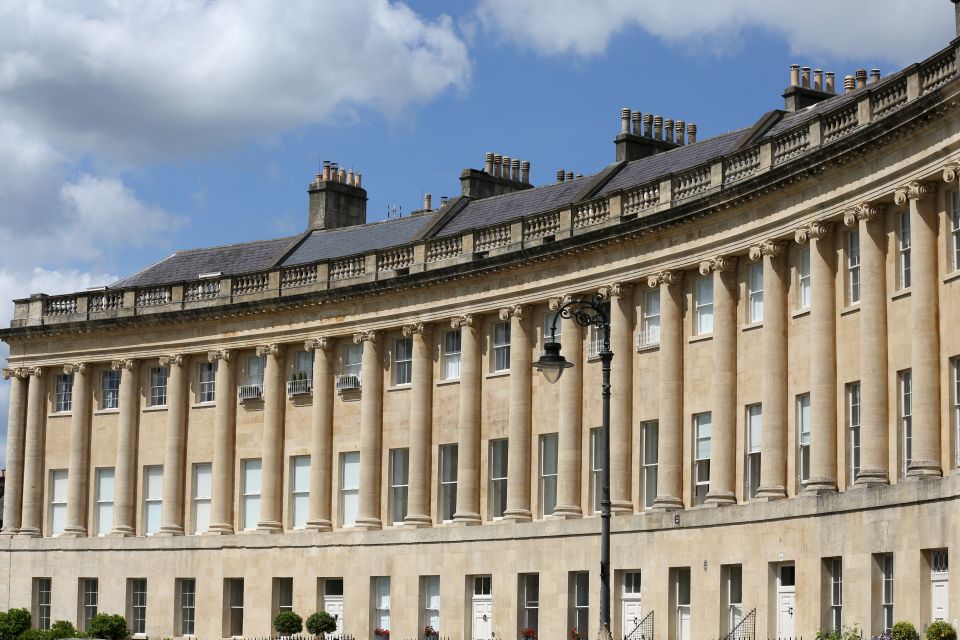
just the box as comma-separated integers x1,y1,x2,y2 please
476,0,953,65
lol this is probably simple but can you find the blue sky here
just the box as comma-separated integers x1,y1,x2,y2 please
0,0,953,459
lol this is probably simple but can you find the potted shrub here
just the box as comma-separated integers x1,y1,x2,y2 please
423,625,439,639
306,611,338,638
893,622,920,640
85,613,130,640
519,627,537,640
274,611,304,636
926,621,957,640
373,628,390,639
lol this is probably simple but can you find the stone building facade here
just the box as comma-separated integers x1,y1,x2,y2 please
2,17,960,640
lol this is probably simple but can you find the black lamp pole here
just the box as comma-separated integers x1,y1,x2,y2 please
534,294,612,638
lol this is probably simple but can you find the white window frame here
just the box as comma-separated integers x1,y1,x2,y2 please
340,451,360,527
543,311,561,344
49,469,68,535
798,246,811,309
952,190,960,272
493,321,511,372
590,427,603,514
422,576,440,631
241,458,262,531
35,578,52,630
393,337,412,386
830,557,842,631
954,358,960,468
899,211,911,289
81,578,98,632
847,229,861,304
881,554,894,633
101,369,120,410
55,373,73,413
149,366,168,407
745,405,762,501
389,448,409,525
539,434,558,517
198,361,216,404
676,568,692,640
227,578,244,637
94,467,115,537
443,329,461,380
522,573,539,633
344,343,362,378
290,456,310,530
849,383,861,483
373,576,391,632
728,566,743,633
747,262,764,323
439,444,458,523
489,439,507,519
193,463,212,534
642,421,658,510
900,370,913,476
639,289,661,348
695,276,714,335
798,394,811,486
694,413,711,505
572,571,589,637
178,578,196,636
143,466,163,535
130,578,147,636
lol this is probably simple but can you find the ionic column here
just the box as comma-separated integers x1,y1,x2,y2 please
1,368,29,536
751,241,789,500
798,222,838,493
846,204,890,486
158,355,187,536
503,305,533,522
207,350,236,534
896,181,942,477
18,367,46,538
110,359,139,536
552,297,584,519
404,323,433,527
453,315,482,525
354,331,383,530
602,282,634,514
704,258,737,505
257,344,286,532
62,363,92,537
306,338,334,531
651,271,684,510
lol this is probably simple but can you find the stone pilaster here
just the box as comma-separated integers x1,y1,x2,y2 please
157,354,187,536
1,368,29,536
503,305,533,522
651,271,684,510
306,338,334,531
702,258,738,506
207,350,236,534
453,315,482,525
62,363,92,537
18,367,46,538
354,331,383,530
257,344,287,532
403,323,433,527
600,282,634,514
551,296,584,519
110,359,139,536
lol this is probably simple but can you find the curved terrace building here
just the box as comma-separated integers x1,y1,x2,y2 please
3,14,960,640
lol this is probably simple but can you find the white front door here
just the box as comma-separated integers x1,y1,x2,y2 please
622,598,642,638
777,591,795,638
472,598,492,640
932,575,949,621
324,596,344,635
677,605,691,640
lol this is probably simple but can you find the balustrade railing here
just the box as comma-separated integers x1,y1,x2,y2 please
426,236,462,263
573,199,609,229
335,374,361,392
872,78,908,119
474,224,511,252
921,49,956,94
674,165,712,200
330,256,365,281
43,296,77,317
773,127,810,164
281,264,317,288
89,292,123,312
822,105,858,143
184,280,220,302
237,383,263,401
724,148,761,185
286,374,312,397
377,247,414,272
622,182,660,215
636,327,661,350
136,287,172,307
522,211,560,241
233,273,268,295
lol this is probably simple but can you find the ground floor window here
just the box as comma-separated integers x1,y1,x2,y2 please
79,578,98,632
570,571,589,638
177,578,196,636
129,578,147,635
33,578,51,630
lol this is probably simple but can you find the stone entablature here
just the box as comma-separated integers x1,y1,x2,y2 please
7,40,959,332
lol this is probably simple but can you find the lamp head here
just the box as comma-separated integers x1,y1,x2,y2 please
532,340,573,383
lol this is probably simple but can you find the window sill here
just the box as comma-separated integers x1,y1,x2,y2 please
635,343,660,353
741,322,763,333
49,412,71,418
436,378,460,387
191,402,215,409
791,308,810,319
840,304,861,317
891,288,911,301
143,405,167,412
944,270,960,285
486,371,510,379
387,384,411,392
688,334,712,344
93,408,119,416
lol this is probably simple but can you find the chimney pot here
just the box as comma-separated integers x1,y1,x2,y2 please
632,111,642,136
664,118,674,144
870,68,881,84
790,64,800,87
502,156,510,179
801,66,811,88
424,193,432,210
565,171,574,181
813,69,823,91
556,169,565,183
687,123,697,144
826,72,836,93
484,152,494,174
355,173,362,188
675,120,685,145
440,195,449,206
493,154,502,177
346,168,354,186
643,113,653,138
520,160,530,184
338,168,346,183
856,68,867,89
844,75,855,93
653,116,663,141
511,158,520,181
620,108,631,134
322,160,331,181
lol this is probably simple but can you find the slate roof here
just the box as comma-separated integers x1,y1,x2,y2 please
281,213,438,266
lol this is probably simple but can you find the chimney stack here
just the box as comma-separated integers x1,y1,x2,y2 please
687,123,697,144
870,68,881,84
783,63,835,111
308,160,367,230
423,193,432,210
460,152,534,198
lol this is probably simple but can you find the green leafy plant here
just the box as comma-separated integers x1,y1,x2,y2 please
17,630,51,640
85,613,130,640
0,608,32,640
892,621,920,640
305,611,338,637
926,621,957,640
274,611,303,635
48,620,77,640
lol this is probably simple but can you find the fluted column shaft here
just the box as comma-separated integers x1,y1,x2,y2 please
553,310,583,519
706,261,737,505
405,325,433,527
208,351,236,534
454,316,481,524
854,206,890,485
63,364,92,536
159,356,187,535
111,360,139,535
902,183,942,476
756,243,789,499
307,339,334,531
807,224,838,493
1,371,28,536
607,284,634,514
18,368,46,537
258,345,286,531
355,332,383,529
504,306,533,522
653,273,684,510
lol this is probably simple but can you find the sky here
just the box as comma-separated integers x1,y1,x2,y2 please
0,0,954,462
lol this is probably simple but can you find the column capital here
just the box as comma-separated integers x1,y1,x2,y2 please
842,202,886,226
943,161,960,183
158,354,184,367
794,221,833,244
2,367,29,380
304,337,335,352
598,281,633,300
451,314,476,329
206,349,232,363
547,295,574,311
27,366,45,378
698,255,737,276
498,304,527,321
353,330,379,344
893,180,935,205
110,359,137,371
402,322,432,337
748,239,788,261
63,362,89,375
255,344,285,357
646,270,682,288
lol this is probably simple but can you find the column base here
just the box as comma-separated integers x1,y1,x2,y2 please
403,515,432,528
803,478,838,495
610,500,633,515
907,460,942,478
503,509,532,523
16,528,41,539
755,485,787,500
57,527,88,538
853,469,889,488
109,526,136,537
353,517,382,531
652,496,683,511
551,505,582,519
451,512,481,526
256,521,284,533
306,520,334,532
204,523,236,535
0,529,19,539
704,491,737,506
155,525,185,537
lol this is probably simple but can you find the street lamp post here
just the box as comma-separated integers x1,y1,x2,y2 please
533,294,612,640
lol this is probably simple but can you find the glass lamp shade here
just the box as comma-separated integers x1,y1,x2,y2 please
533,341,573,384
